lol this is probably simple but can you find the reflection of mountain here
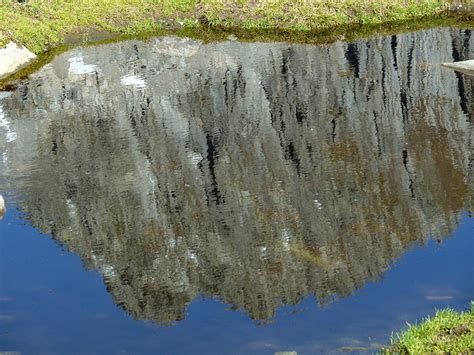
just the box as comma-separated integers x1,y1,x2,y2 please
0,28,472,324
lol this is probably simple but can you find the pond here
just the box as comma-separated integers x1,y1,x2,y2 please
0,27,473,354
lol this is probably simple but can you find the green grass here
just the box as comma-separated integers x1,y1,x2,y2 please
388,302,474,354
0,0,468,54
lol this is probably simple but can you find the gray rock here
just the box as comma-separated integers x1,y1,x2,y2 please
442,60,474,76
0,41,36,79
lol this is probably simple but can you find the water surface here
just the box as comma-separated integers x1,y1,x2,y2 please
0,27,473,354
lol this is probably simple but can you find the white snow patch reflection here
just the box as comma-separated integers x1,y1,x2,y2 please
187,151,203,166
313,199,323,210
120,74,146,88
68,55,97,75
0,106,16,142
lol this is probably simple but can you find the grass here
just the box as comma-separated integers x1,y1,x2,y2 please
388,302,474,354
0,0,471,54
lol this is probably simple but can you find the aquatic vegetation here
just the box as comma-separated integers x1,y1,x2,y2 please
388,303,474,354
0,0,466,54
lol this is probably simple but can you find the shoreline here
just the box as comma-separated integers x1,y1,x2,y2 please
0,1,472,88
1,1,472,52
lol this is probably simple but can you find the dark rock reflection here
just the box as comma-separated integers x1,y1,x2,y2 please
0,28,472,324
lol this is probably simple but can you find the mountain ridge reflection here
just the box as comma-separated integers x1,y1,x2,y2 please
0,27,472,324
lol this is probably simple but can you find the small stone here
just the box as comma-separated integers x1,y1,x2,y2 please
227,34,238,41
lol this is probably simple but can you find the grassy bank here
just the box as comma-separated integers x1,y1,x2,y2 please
0,0,470,54
388,303,474,354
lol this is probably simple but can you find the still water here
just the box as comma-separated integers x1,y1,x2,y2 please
0,27,473,354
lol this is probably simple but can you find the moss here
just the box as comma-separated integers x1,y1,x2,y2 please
387,302,474,354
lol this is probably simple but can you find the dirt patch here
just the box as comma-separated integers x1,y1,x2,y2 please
448,0,474,20
441,324,471,337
